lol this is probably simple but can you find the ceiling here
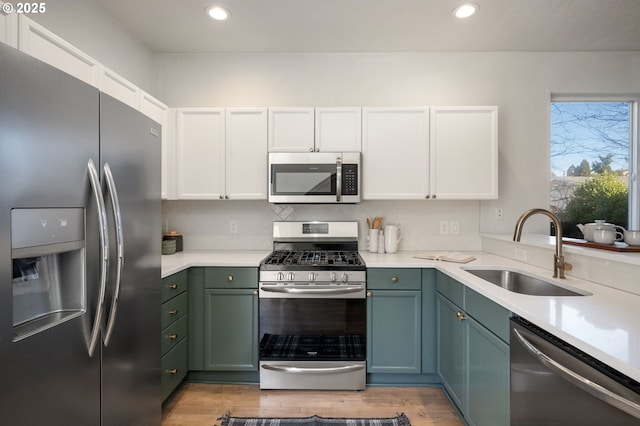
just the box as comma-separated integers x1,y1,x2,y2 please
94,0,640,54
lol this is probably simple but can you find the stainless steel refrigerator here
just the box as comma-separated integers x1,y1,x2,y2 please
0,43,161,425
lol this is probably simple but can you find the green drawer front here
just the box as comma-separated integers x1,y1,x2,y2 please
162,269,188,303
161,292,187,329
436,271,464,307
465,287,511,343
204,267,258,289
162,338,188,401
161,315,188,356
367,268,421,290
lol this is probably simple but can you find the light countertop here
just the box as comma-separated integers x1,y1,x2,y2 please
162,249,640,382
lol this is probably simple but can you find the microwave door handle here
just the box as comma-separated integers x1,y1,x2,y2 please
336,156,342,202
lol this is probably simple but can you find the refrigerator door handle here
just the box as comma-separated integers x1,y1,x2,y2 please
103,162,124,347
87,159,109,357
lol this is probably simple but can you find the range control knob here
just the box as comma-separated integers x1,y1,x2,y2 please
341,273,349,283
308,272,317,281
287,272,295,281
330,272,337,282
276,272,284,281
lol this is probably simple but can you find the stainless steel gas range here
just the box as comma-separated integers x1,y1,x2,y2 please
258,221,366,390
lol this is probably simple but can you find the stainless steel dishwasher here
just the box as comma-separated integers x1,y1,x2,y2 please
510,316,640,425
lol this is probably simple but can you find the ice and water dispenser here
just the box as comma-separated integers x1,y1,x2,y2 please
11,208,85,341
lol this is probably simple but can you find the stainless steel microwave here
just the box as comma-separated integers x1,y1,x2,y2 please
268,152,361,203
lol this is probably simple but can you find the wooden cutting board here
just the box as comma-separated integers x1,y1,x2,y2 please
562,238,640,252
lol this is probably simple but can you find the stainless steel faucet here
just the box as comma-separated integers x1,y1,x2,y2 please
513,208,572,278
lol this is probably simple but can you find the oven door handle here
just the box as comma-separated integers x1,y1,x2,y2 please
336,156,342,202
262,364,365,374
513,328,640,419
260,285,364,295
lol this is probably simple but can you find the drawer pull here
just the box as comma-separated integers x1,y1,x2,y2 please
167,284,178,289
391,276,399,283
456,311,467,321
166,369,177,375
168,309,178,316
227,275,233,282
165,334,178,340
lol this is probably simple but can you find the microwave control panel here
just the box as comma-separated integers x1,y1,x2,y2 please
342,164,358,195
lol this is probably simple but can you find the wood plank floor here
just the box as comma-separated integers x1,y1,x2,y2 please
162,383,464,426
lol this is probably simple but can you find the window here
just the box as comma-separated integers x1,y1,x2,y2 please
550,97,639,237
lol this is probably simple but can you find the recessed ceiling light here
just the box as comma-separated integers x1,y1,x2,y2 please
207,6,231,21
453,3,479,19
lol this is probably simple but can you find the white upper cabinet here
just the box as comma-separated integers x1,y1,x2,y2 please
430,106,498,199
362,107,430,200
268,107,315,152
99,65,140,110
139,92,175,200
175,108,268,200
268,107,362,152
176,108,225,200
225,108,268,200
0,1,18,48
315,107,362,152
18,16,100,87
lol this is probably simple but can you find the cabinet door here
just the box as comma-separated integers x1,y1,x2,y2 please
204,289,259,371
268,107,315,152
430,106,498,199
421,269,437,374
176,108,225,199
18,16,99,87
99,65,140,110
225,108,268,199
437,293,465,411
367,290,421,374
140,93,175,200
362,107,429,199
0,1,18,48
466,317,509,426
315,107,362,152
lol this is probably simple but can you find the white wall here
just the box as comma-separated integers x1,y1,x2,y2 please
156,51,640,250
30,0,154,92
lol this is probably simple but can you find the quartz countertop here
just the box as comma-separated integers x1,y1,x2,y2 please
162,249,640,382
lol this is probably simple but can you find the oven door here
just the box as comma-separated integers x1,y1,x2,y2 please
258,288,366,390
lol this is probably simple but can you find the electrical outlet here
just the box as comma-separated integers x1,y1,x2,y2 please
515,248,527,262
439,220,449,235
450,221,460,235
229,220,238,234
495,208,504,220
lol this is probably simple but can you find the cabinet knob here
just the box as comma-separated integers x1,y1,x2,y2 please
167,284,178,290
366,291,373,297
391,276,399,283
432,194,437,199
165,334,178,340
253,290,258,296
227,275,233,282
168,309,178,316
166,369,177,375
309,147,314,152
456,311,466,321
426,195,431,199
225,195,229,199
219,195,224,199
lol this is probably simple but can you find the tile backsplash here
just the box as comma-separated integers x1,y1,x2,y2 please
162,199,482,252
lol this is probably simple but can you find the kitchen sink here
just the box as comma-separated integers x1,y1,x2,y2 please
463,268,591,296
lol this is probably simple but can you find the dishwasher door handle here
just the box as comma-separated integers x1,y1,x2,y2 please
513,328,640,419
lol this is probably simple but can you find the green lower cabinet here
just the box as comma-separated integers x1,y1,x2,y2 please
437,293,465,410
204,288,259,371
436,271,510,426
367,268,422,374
466,316,509,426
